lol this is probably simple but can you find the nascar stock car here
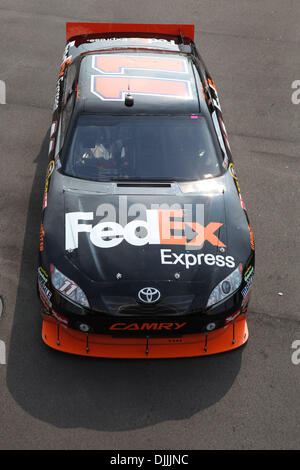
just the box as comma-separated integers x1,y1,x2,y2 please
38,23,255,358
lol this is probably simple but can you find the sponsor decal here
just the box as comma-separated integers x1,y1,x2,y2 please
53,39,73,110
52,310,69,326
38,266,48,283
46,160,55,179
53,75,63,111
241,275,253,298
211,111,228,167
219,116,231,151
249,224,255,250
207,77,221,111
109,322,187,331
88,37,176,46
42,192,47,211
229,160,249,213
61,41,74,64
161,249,235,270
48,140,54,155
48,120,57,155
225,310,241,324
239,193,246,210
222,152,229,169
229,163,237,179
244,265,254,282
59,56,72,78
41,306,51,316
43,160,55,210
229,163,241,194
65,210,226,251
38,278,52,310
39,223,45,252
92,37,177,46
241,288,251,309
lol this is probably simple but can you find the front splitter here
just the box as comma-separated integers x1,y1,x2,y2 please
42,315,248,358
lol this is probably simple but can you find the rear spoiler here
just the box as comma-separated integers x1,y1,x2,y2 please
66,23,194,42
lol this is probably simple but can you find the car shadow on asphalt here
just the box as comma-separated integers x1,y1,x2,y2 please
6,131,244,431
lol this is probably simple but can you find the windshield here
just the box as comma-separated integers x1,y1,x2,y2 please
62,114,222,182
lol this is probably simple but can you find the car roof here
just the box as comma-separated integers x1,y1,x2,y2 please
74,49,201,115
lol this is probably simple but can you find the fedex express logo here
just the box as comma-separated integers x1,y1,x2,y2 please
65,210,226,250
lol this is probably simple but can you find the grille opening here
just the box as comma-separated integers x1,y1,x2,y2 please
101,295,195,316
118,304,179,316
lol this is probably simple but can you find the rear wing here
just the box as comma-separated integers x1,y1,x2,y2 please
66,23,194,43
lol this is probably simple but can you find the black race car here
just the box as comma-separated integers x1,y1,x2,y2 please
38,23,255,358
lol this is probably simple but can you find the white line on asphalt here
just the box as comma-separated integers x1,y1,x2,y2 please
0,340,6,365
0,80,6,104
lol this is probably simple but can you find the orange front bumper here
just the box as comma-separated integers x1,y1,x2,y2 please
42,315,248,359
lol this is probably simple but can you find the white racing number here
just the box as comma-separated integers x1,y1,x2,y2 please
58,280,78,296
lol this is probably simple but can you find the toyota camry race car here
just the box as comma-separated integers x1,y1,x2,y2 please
38,23,255,358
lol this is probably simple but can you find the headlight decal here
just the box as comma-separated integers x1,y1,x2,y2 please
51,265,90,308
58,280,78,296
206,264,242,308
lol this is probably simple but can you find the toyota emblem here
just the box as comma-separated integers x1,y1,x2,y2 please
138,287,161,304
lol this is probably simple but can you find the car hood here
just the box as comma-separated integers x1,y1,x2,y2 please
63,190,228,281
43,173,252,309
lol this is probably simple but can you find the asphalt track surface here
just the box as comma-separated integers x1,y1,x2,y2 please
0,0,299,451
